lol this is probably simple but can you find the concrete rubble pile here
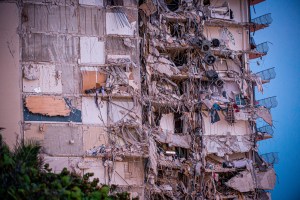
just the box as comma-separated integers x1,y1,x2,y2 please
0,0,277,199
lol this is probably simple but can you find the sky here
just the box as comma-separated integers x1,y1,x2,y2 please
250,1,300,199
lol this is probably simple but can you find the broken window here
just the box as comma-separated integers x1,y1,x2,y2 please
106,0,124,6
174,112,183,134
164,0,179,12
235,94,246,106
168,22,184,38
175,147,188,159
169,50,188,67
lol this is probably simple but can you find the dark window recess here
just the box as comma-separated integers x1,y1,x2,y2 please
170,50,188,66
165,0,179,12
154,112,162,126
175,147,188,159
174,112,183,133
106,0,124,6
203,0,210,6
178,172,189,188
169,23,183,38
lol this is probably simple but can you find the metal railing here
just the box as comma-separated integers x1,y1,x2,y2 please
256,67,276,81
257,125,274,136
251,13,273,25
256,96,278,109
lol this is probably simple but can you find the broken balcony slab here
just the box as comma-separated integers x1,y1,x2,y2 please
23,64,62,94
203,135,252,157
225,170,255,192
255,168,276,190
24,96,82,122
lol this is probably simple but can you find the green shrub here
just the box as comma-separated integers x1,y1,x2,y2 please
0,134,132,200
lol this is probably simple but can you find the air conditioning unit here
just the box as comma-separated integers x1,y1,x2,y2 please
211,38,220,47
201,40,211,52
203,53,216,65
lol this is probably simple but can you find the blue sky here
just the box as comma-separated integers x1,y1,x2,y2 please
250,1,300,199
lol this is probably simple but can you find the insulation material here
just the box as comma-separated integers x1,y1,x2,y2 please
44,156,82,174
106,37,136,55
22,4,78,34
255,168,276,190
22,33,79,63
106,12,136,36
159,113,174,132
23,64,62,94
82,97,107,125
25,96,70,116
82,126,108,151
81,69,107,92
203,135,252,157
203,114,250,136
225,171,255,192
79,37,105,64
79,7,105,36
110,100,136,123
79,0,103,6
43,125,83,156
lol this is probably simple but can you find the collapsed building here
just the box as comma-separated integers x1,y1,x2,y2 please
0,0,277,199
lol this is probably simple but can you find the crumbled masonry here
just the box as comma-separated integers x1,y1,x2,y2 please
0,0,277,199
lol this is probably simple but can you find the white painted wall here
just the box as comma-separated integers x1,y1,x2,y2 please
80,37,105,64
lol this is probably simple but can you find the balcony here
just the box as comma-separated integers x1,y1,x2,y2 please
256,125,274,140
256,96,278,109
249,42,270,59
261,152,279,166
256,67,276,82
250,13,273,32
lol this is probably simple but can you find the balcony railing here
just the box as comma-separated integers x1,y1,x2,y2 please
256,96,278,109
256,67,276,81
250,13,272,32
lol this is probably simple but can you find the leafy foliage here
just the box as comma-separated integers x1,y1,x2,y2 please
0,134,132,200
